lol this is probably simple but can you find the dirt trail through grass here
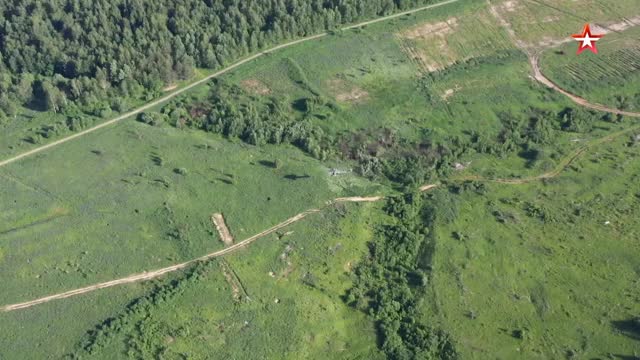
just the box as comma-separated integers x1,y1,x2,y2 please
0,208,323,312
0,0,461,170
488,0,640,118
2,0,640,313
456,122,640,184
3,113,639,312
530,55,640,118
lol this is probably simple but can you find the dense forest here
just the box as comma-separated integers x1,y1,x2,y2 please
0,0,437,120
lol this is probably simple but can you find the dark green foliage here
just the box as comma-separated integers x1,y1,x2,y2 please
558,107,601,133
152,80,333,159
346,193,458,359
68,260,216,358
339,128,471,187
136,112,166,126
0,0,438,114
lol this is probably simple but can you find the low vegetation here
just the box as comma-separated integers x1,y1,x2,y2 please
1,0,640,359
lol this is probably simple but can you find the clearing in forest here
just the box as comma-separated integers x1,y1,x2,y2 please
489,0,640,48
396,7,513,74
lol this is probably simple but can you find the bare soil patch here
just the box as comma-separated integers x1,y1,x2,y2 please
402,17,458,40
241,79,271,95
397,17,459,72
212,213,234,246
326,79,369,104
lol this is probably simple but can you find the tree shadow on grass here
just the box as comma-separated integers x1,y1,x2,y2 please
612,318,640,341
284,174,310,180
611,355,639,360
258,160,276,168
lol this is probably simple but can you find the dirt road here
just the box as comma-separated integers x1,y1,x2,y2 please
3,110,638,312
3,0,640,312
0,0,460,170
1,183,448,312
530,55,640,118
0,208,322,312
487,0,640,119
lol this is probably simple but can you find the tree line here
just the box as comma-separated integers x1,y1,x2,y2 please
141,79,333,159
0,0,437,121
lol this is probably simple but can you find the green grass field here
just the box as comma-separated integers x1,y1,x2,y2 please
1,0,639,358
0,119,362,306
428,134,640,358
541,26,640,110
64,204,383,359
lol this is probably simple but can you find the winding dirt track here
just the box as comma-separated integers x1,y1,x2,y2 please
3,0,640,313
530,55,640,118
487,0,640,119
0,0,462,314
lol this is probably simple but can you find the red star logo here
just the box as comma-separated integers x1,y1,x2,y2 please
572,24,604,55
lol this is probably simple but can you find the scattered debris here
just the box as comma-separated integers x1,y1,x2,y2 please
329,168,352,176
454,161,472,171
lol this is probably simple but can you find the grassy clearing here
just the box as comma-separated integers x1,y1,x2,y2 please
396,2,514,73
0,281,157,358
65,203,382,359
540,26,640,110
490,0,640,47
426,135,640,359
0,116,384,306
1,1,639,358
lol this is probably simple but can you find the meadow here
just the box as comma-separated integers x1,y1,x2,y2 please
1,0,639,358
540,26,640,111
61,203,384,359
428,134,640,358
488,0,640,47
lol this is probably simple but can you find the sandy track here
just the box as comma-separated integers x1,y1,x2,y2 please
212,213,234,246
487,0,640,119
530,55,640,118
1,185,448,312
333,196,384,203
3,0,639,313
4,114,638,313
0,0,463,313
0,0,460,170
0,208,322,312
